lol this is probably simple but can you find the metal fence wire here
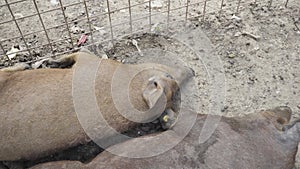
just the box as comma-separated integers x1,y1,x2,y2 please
0,0,292,60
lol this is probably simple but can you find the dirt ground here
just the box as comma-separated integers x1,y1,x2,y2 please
0,0,299,168
0,0,299,116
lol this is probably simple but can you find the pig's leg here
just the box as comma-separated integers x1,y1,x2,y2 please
0,62,30,72
47,50,99,68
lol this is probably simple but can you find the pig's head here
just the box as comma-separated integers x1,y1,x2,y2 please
142,66,194,129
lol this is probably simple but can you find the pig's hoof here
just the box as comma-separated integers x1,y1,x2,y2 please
46,55,76,68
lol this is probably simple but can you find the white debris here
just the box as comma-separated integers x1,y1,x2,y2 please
14,13,24,18
132,39,143,56
94,26,106,35
234,32,242,37
231,15,242,21
94,26,103,31
50,0,59,6
31,58,50,69
151,0,163,9
145,0,164,9
120,9,126,13
6,46,20,60
254,46,260,51
70,25,84,34
242,31,261,41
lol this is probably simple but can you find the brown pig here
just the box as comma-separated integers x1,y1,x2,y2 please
0,51,194,161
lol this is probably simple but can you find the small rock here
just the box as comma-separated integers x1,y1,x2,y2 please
234,32,242,37
228,60,235,65
101,54,108,59
228,53,236,58
221,105,229,112
254,47,260,51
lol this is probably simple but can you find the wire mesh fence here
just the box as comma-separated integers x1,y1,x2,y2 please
0,0,292,60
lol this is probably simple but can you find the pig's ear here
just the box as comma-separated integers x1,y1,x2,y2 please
261,106,292,131
142,76,165,109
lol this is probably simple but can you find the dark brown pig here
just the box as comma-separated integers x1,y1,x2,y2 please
29,106,300,169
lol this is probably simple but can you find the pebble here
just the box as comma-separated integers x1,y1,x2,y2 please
234,32,242,37
228,60,235,65
228,53,236,58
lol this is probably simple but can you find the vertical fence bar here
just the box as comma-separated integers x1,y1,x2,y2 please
83,0,94,43
236,0,241,13
220,0,225,11
58,0,74,48
167,0,171,29
106,0,114,42
149,0,152,32
185,0,189,25
0,42,9,60
219,0,225,17
5,0,32,57
32,0,54,54
128,0,133,34
202,0,207,21
285,0,289,7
